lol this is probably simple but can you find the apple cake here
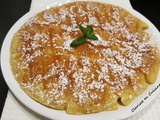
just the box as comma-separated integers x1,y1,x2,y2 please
10,1,160,114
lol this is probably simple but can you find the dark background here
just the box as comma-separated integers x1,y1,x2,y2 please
0,0,159,118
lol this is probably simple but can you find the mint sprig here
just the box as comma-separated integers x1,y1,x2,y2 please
70,24,98,47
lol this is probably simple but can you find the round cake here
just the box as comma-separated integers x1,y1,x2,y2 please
10,1,160,114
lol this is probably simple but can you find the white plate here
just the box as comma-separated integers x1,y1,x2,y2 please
1,0,160,120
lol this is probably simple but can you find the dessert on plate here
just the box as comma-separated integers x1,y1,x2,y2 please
10,1,160,114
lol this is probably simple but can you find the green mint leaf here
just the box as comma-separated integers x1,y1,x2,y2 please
86,25,93,34
70,36,86,47
78,24,86,36
70,24,98,47
86,33,98,40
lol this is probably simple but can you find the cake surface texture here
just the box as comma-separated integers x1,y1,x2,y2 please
10,1,160,114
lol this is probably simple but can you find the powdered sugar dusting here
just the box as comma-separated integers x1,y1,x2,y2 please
11,1,160,113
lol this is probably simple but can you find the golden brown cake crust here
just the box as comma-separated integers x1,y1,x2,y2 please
10,1,160,114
